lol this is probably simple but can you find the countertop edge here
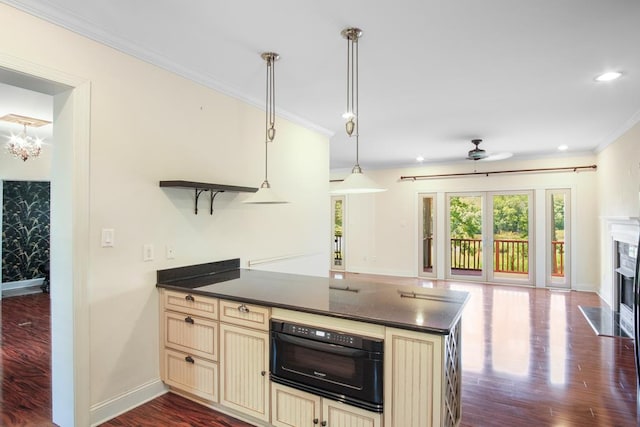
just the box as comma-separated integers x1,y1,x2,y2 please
156,282,461,335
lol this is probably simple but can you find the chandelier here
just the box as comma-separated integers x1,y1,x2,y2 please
244,52,288,204
331,28,386,194
6,124,43,161
2,114,50,162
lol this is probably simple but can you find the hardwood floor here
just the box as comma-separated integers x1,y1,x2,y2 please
0,293,55,427
1,275,638,426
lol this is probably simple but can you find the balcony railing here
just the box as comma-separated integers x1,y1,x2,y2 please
447,238,565,277
552,240,565,276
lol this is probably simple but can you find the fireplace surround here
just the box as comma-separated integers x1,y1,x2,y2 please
608,218,640,337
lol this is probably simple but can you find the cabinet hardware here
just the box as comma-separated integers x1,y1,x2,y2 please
238,304,250,313
184,316,194,324
185,355,195,364
321,422,327,426
313,418,319,424
185,294,195,302
261,370,266,377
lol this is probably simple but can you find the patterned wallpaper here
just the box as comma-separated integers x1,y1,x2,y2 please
1,180,51,282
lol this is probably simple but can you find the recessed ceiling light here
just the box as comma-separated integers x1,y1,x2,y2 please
558,144,568,151
595,71,622,82
416,156,425,162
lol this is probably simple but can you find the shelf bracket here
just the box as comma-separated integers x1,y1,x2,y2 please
193,189,226,215
209,191,224,215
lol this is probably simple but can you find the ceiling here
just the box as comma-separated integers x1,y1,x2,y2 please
2,0,639,170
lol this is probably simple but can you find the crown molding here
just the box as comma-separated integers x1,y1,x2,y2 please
2,0,334,137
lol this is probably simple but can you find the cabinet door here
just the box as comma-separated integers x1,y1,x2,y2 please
164,348,218,402
323,399,382,427
271,383,321,427
164,311,218,361
219,323,270,421
384,328,443,427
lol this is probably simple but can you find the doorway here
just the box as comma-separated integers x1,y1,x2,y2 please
418,193,436,277
446,191,534,285
0,59,91,426
331,196,345,271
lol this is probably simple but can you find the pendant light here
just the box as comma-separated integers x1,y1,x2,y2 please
330,28,386,194
244,52,289,204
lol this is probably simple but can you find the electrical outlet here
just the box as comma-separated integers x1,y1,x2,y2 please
143,244,154,261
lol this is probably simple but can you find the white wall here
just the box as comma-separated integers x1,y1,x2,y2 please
596,121,640,306
0,3,330,422
331,154,599,290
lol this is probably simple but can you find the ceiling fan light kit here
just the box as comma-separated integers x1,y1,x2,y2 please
465,138,512,162
466,139,487,161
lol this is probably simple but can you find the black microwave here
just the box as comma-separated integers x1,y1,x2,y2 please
270,320,384,413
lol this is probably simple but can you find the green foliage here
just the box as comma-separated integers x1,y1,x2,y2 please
552,194,565,240
333,199,343,236
492,195,528,238
449,196,482,239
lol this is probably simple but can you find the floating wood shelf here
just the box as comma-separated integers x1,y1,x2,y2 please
159,180,258,215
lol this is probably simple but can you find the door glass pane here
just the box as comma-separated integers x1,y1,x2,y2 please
331,197,344,270
492,194,530,280
422,196,435,274
548,190,569,286
449,195,483,277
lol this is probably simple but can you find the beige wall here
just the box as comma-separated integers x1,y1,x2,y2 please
332,155,600,290
0,3,329,421
596,121,640,306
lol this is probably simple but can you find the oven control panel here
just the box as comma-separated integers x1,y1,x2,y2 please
282,323,361,347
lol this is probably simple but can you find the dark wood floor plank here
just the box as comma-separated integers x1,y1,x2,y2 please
1,293,56,427
2,275,638,426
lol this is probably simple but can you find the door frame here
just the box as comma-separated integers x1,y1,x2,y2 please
1,52,91,426
486,190,534,285
445,190,535,285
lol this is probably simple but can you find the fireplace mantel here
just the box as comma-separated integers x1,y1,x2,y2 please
605,217,640,245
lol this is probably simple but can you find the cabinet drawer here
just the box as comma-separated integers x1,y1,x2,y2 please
164,311,218,361
219,300,270,330
164,290,218,320
163,348,218,402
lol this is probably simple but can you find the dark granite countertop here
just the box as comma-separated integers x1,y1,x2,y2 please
157,260,469,335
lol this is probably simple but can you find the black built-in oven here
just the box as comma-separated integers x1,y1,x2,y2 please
270,320,384,413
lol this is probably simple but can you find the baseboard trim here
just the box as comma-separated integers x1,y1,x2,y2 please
89,379,168,426
2,277,44,290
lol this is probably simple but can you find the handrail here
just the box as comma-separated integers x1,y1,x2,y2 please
247,252,320,267
400,164,596,181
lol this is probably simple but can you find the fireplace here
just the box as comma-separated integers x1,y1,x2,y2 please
616,240,637,337
609,218,640,338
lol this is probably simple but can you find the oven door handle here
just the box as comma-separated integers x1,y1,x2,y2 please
276,333,368,358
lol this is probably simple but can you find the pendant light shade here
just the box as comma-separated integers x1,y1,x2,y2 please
330,28,386,195
244,52,289,204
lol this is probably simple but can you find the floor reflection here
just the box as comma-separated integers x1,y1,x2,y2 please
332,272,638,426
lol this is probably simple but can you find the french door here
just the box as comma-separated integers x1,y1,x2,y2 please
446,191,534,285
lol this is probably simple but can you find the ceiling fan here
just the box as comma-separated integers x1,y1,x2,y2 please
466,139,512,161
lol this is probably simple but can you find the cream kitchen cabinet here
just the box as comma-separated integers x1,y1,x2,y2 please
384,325,462,427
159,289,219,402
219,300,271,422
271,382,382,427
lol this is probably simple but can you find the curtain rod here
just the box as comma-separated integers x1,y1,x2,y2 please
400,164,597,181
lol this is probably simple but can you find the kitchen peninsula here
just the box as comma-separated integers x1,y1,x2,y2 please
157,259,469,427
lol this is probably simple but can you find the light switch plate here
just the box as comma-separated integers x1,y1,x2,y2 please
101,229,114,247
143,244,154,261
